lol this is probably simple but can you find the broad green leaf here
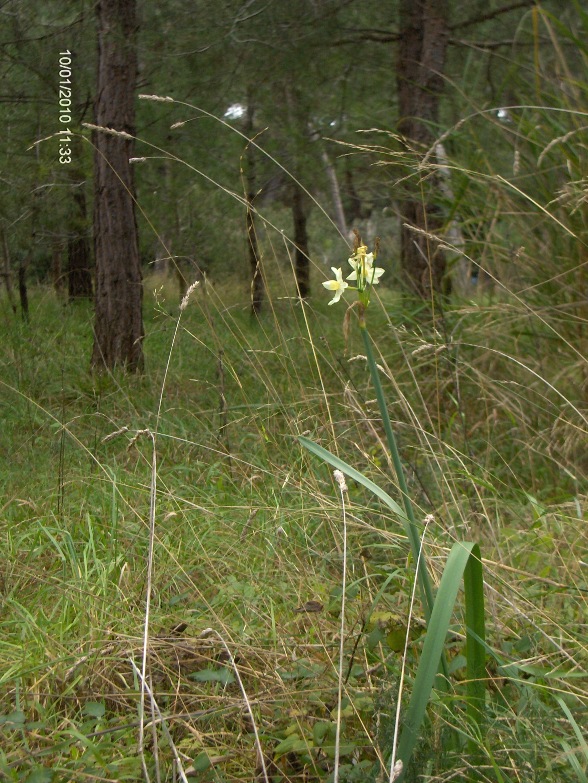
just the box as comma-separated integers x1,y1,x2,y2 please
0,709,26,726
192,751,212,772
322,741,357,759
313,720,333,746
25,769,53,783
84,701,105,718
277,660,323,681
274,733,312,757
395,542,486,780
191,667,235,685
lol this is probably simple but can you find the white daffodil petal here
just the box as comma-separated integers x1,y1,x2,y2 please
323,267,348,304
367,267,385,284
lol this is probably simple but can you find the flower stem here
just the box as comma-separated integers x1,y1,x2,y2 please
360,325,435,622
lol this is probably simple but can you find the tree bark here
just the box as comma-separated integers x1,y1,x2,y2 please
244,101,264,315
52,241,66,297
18,258,29,322
68,185,93,300
397,0,449,300
1,229,17,314
91,0,143,372
343,165,368,226
292,183,310,299
283,86,311,299
320,146,347,238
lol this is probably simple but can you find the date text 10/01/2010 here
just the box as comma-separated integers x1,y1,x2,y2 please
58,50,72,164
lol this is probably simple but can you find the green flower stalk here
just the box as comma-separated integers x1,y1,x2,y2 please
322,232,435,620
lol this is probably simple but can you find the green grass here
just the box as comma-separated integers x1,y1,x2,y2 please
3,36,588,770
0,253,586,783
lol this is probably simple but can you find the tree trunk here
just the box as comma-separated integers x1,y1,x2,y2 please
284,85,312,300
292,183,310,299
68,186,93,300
343,165,368,226
1,229,17,314
18,258,29,322
52,241,66,297
91,0,143,372
247,199,263,315
320,146,347,238
172,240,189,302
397,0,449,300
244,101,264,315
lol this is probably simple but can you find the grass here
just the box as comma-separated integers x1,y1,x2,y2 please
3,29,588,772
0,251,586,782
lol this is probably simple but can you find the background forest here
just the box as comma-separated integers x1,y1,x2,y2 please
0,1,587,782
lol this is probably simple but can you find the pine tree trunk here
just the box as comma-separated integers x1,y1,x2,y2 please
397,0,449,300
68,186,93,300
18,259,28,322
343,165,366,226
244,101,264,315
284,85,311,300
91,0,143,372
1,229,17,314
320,146,347,238
52,242,66,297
292,183,310,299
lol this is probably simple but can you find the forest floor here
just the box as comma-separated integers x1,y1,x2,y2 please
0,271,586,782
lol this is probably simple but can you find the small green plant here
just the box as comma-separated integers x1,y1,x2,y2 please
301,233,487,781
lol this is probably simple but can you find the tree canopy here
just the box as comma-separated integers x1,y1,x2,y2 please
0,0,585,329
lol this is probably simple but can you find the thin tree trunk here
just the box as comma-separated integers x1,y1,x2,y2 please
171,239,189,302
1,229,17,314
247,199,263,314
91,0,143,372
68,185,93,300
18,259,29,322
320,146,347,237
284,85,312,299
397,0,449,300
292,183,310,299
244,101,264,315
52,241,66,297
343,165,366,225
161,138,185,297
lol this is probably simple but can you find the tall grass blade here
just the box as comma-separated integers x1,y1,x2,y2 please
358,325,435,624
394,542,486,781
359,327,414,524
463,543,486,737
555,695,588,768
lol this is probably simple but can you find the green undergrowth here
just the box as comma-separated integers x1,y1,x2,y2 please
0,266,586,782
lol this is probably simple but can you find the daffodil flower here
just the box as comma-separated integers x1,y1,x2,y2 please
322,235,382,311
322,267,349,305
347,247,384,289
